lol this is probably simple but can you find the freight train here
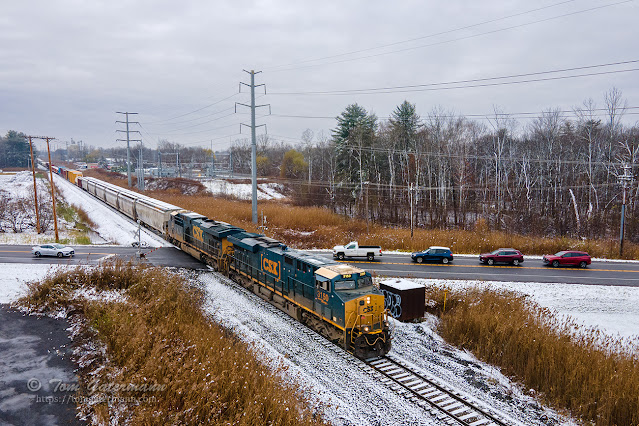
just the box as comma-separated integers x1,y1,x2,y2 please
53,169,391,358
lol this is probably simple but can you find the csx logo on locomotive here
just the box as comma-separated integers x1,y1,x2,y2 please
192,226,204,242
262,257,280,279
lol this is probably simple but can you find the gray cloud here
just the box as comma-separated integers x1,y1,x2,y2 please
1,0,637,150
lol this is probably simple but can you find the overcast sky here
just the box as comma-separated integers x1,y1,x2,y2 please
1,0,637,152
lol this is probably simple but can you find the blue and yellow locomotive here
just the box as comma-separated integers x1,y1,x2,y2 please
72,175,391,359
167,211,391,359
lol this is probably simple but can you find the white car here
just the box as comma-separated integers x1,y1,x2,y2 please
32,243,75,258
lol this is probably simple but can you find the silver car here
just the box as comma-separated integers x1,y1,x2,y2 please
32,243,75,258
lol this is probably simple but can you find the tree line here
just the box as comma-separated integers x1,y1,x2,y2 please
231,88,639,242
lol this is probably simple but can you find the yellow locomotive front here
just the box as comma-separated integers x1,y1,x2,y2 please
314,265,391,359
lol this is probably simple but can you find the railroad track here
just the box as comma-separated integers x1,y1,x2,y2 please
206,271,514,425
366,355,511,425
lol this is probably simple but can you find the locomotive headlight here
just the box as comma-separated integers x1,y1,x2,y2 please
366,296,371,304
363,326,370,332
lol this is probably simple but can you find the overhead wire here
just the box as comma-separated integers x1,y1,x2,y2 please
270,65,639,96
144,92,241,124
269,59,639,95
264,0,582,71
266,0,635,72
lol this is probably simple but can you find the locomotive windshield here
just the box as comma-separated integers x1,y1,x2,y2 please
335,280,356,290
334,275,373,291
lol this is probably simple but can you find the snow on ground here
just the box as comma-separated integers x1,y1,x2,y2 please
199,272,569,426
0,172,45,199
52,174,170,247
0,263,61,303
202,178,286,200
0,172,77,245
416,278,639,341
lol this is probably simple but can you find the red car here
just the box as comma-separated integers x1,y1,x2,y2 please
542,251,591,268
479,248,524,266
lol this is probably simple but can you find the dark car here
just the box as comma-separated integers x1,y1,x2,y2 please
542,251,591,268
479,248,524,266
411,246,453,264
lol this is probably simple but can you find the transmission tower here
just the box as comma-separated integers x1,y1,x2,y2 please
116,112,141,187
236,70,270,224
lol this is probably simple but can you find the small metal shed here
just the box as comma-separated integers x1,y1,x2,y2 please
379,278,425,322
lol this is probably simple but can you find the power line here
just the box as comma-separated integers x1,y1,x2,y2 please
210,174,622,193
264,134,639,168
270,64,639,96
144,92,240,124
267,106,639,121
264,0,582,71
145,112,238,134
144,106,236,127
271,59,639,95
271,0,635,72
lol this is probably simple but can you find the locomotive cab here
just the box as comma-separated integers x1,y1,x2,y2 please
314,265,391,359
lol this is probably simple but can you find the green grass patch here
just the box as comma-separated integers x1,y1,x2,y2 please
56,201,76,223
50,200,96,244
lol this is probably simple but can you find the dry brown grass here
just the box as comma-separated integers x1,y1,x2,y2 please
82,170,639,259
425,285,639,425
20,262,325,425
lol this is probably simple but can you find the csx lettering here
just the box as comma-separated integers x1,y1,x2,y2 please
193,226,204,242
262,258,279,277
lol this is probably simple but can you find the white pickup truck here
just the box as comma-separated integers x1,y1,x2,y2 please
332,241,382,261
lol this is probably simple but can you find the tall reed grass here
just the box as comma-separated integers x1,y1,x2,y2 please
20,262,325,425
425,285,639,425
84,169,639,259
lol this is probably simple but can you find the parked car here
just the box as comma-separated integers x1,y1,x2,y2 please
542,251,591,268
332,241,382,261
411,246,453,264
31,243,75,258
479,248,524,266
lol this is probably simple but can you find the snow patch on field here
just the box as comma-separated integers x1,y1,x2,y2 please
202,179,286,200
417,278,639,341
0,263,62,303
0,172,76,244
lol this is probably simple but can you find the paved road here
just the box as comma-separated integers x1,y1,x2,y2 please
0,305,81,425
3,245,639,287
0,245,206,270
311,252,639,287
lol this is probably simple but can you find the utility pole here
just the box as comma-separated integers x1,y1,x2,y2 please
116,112,141,187
365,181,370,234
27,136,41,233
42,137,59,242
619,164,633,257
137,143,146,190
177,151,181,177
237,70,270,224
409,184,414,242
210,140,215,178
158,151,163,177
